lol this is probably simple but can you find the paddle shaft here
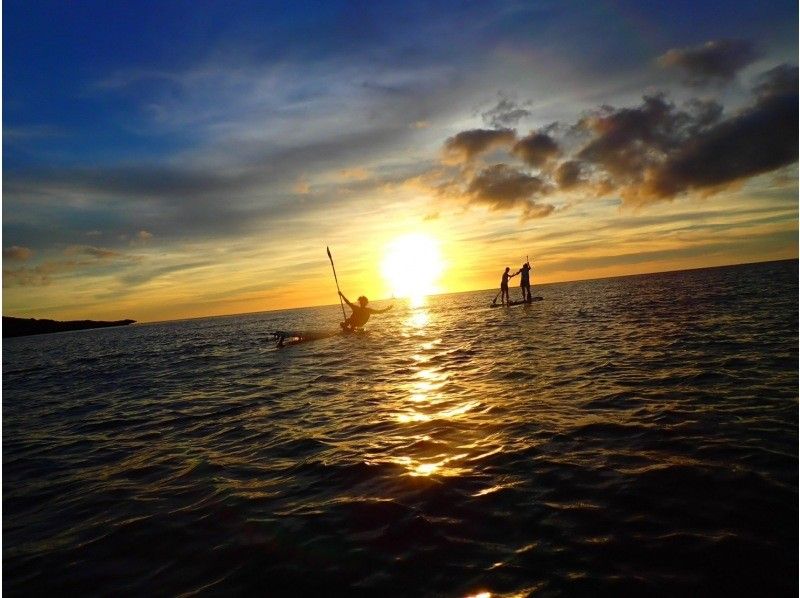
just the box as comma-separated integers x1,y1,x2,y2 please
327,247,348,322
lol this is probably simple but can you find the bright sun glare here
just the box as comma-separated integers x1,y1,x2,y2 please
381,233,444,305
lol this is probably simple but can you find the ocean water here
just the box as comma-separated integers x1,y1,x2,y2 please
3,260,798,597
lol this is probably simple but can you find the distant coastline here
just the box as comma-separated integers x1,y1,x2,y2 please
3,316,136,338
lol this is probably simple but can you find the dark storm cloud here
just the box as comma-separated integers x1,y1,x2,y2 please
467,164,555,219
444,128,516,162
512,131,560,168
437,63,798,214
658,39,759,86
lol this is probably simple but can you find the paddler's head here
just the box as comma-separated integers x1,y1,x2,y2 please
358,296,368,307
504,267,510,273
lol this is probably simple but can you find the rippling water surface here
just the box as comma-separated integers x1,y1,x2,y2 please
4,260,798,596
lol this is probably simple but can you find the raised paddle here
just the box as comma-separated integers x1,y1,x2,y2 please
327,246,348,323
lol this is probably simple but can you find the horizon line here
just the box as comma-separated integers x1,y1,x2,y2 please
129,256,797,326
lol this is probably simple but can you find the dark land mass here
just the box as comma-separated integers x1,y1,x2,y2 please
3,316,136,338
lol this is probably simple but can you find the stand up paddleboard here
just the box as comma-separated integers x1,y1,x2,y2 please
271,330,337,347
489,297,543,308
271,327,364,347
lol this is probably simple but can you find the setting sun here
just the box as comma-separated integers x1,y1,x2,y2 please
381,233,445,304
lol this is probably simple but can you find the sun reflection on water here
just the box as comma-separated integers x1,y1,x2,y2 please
404,305,431,333
393,366,451,423
414,462,439,476
383,454,471,477
380,303,490,478
359,299,506,481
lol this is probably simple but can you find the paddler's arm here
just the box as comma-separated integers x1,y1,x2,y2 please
369,304,393,314
338,291,355,309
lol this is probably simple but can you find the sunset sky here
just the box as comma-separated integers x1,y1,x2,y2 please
4,0,798,322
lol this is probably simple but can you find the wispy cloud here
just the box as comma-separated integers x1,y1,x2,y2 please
481,96,531,128
4,261,70,287
4,244,139,288
3,125,66,143
64,245,124,259
3,246,33,261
